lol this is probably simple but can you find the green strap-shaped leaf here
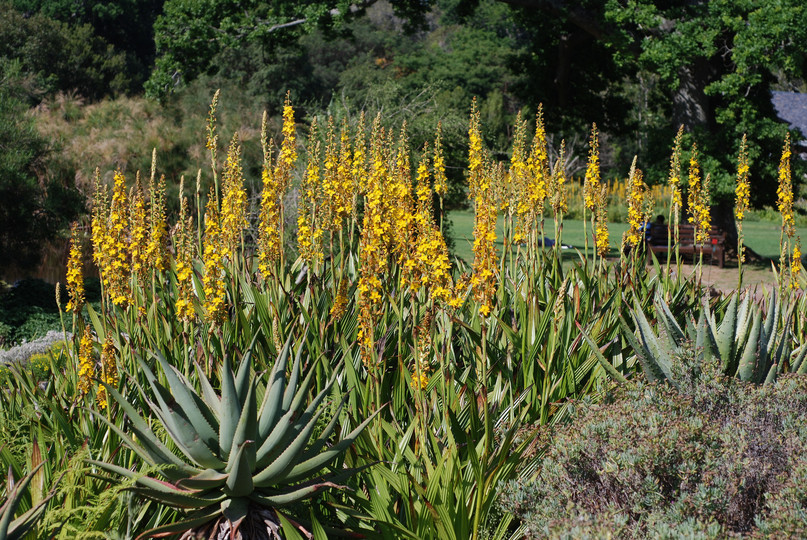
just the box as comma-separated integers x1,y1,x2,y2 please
578,322,628,383
0,462,44,539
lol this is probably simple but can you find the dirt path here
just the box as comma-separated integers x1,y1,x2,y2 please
658,262,780,293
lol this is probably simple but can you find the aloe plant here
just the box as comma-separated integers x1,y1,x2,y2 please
619,291,807,387
90,339,376,539
0,462,58,540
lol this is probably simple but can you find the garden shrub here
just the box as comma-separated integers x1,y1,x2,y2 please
500,346,807,538
0,279,62,347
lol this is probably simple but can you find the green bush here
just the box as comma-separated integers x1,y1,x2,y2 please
0,279,62,347
500,346,807,538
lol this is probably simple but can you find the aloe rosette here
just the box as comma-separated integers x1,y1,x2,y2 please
620,291,806,387
90,339,375,539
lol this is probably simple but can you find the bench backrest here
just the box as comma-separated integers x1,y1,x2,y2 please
647,223,726,246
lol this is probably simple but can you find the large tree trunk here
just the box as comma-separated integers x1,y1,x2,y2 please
672,64,711,130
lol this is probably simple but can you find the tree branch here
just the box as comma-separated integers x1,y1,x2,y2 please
495,0,608,41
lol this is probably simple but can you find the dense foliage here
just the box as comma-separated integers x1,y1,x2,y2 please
500,359,807,538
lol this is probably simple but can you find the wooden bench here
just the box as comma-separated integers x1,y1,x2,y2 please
645,223,727,268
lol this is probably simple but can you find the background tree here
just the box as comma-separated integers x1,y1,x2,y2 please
0,61,81,273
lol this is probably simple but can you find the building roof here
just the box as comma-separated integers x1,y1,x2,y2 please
772,91,807,139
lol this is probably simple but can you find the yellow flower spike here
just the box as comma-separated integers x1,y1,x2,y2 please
277,92,298,191
221,132,248,256
357,116,392,368
735,135,750,265
353,112,367,197
77,326,94,397
202,188,227,326
778,133,794,239
174,179,196,322
509,112,530,242
147,173,169,272
433,122,447,199
334,120,354,230
550,140,568,216
668,126,684,219
65,222,84,314
90,169,108,273
96,339,118,410
468,99,498,317
104,170,130,306
686,144,711,246
791,237,802,289
298,118,324,266
130,173,149,286
594,183,610,258
624,157,646,248
527,104,550,228
584,123,600,213
258,94,298,276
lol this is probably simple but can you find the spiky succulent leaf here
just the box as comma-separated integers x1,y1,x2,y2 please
714,292,738,371
225,442,255,498
154,353,219,453
137,358,226,469
280,410,381,485
694,309,719,363
177,469,229,490
90,339,368,536
194,361,221,417
228,381,258,472
93,382,201,479
737,310,763,382
219,357,241,465
282,345,304,411
257,340,292,440
253,375,335,479
134,508,222,540
255,360,320,467
620,315,672,385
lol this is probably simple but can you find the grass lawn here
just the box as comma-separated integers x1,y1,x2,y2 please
448,210,802,290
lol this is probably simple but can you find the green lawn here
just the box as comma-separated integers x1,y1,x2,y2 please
448,210,800,264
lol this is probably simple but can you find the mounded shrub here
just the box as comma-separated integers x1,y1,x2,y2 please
500,346,807,538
